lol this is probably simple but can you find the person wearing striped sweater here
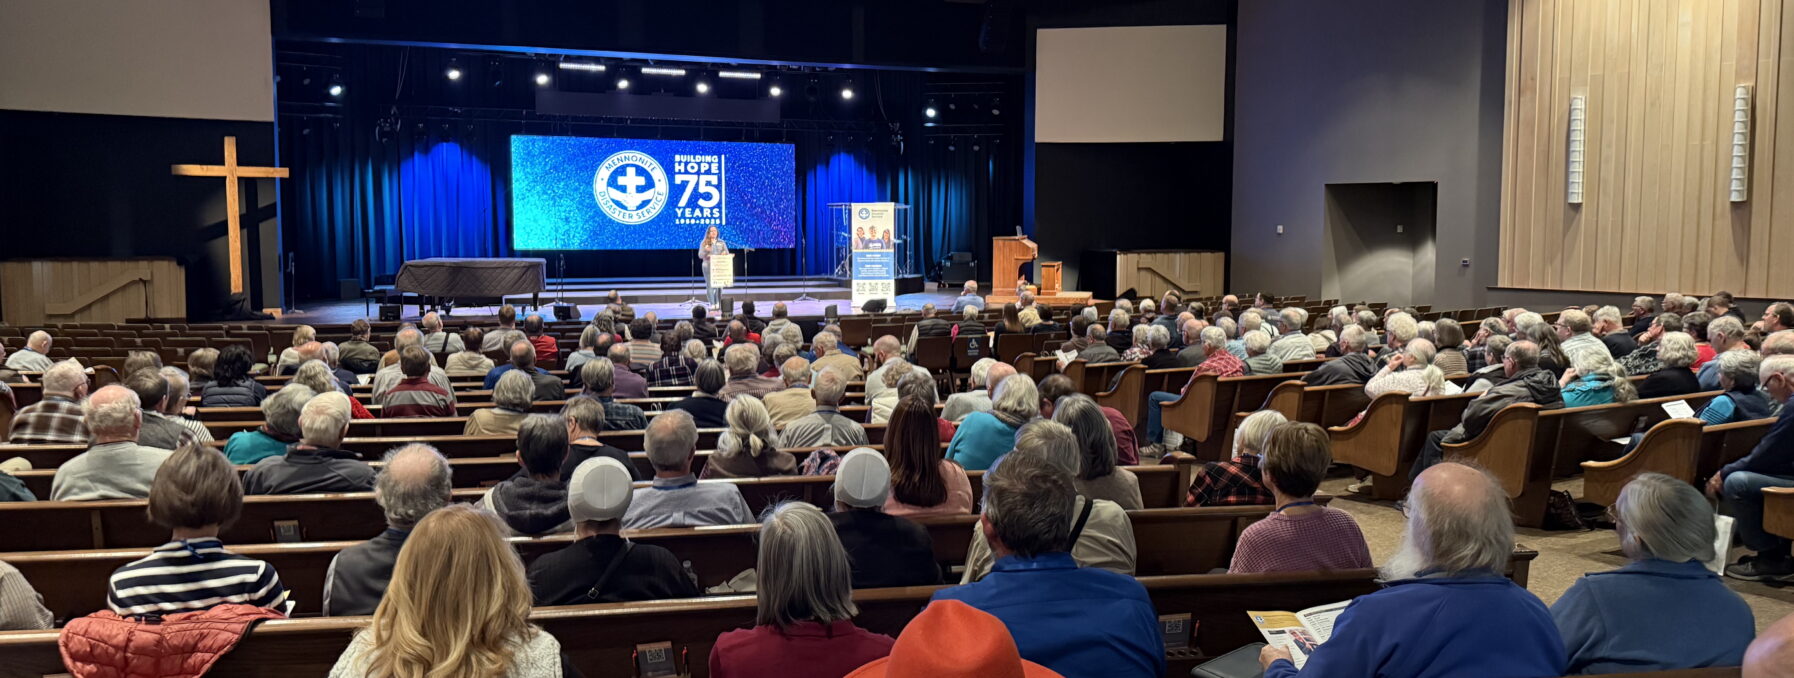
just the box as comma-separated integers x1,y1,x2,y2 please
377,347,456,419
106,443,290,617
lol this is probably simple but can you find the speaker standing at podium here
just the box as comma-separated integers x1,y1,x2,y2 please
699,226,729,308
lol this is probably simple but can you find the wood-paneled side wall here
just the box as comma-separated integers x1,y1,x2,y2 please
1498,0,1794,297
0,259,186,324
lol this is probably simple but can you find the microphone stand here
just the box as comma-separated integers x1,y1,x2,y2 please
680,248,707,307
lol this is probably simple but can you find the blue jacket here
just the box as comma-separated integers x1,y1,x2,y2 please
932,552,1163,678
1699,388,1774,426
482,364,551,389
1719,398,1794,478
1550,559,1753,674
1561,374,1617,408
1264,574,1564,678
944,411,1020,472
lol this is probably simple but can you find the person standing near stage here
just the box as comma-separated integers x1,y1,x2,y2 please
699,226,730,309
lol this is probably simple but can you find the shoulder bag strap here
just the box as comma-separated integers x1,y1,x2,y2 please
585,541,636,601
1066,495,1097,546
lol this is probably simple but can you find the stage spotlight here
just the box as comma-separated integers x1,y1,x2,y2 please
695,80,710,94
616,77,630,90
840,82,855,100
769,84,783,97
924,106,936,118
328,75,344,97
535,73,550,86
446,58,462,81
641,66,687,77
557,62,606,72
718,70,761,80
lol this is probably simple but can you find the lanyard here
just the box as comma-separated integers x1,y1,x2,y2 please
1274,501,1317,514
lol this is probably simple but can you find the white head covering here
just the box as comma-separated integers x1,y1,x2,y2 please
568,457,635,522
833,448,891,508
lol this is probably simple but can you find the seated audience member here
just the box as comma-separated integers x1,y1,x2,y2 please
1376,312,1420,365
961,421,1135,583
704,395,794,478
521,313,558,366
1594,305,1638,358
1465,334,1515,391
863,336,904,398
783,368,869,454
1365,338,1461,399
845,600,1058,678
946,373,1037,472
645,335,699,387
1187,409,1286,507
690,305,720,343
1242,330,1283,375
223,384,313,464
711,501,896,678
626,318,662,368
276,326,318,372
158,366,214,444
951,281,986,315
121,350,162,379
377,346,457,418
52,385,174,501
463,370,535,437
122,367,197,450
1431,319,1470,374
0,556,51,629
763,356,818,427
906,303,953,355
1620,313,1682,375
1075,325,1123,364
479,304,528,353
563,325,603,378
1137,325,1180,369
936,446,1161,678
294,360,372,420
529,457,700,605
1269,307,1317,362
1229,423,1371,573
1561,346,1638,407
670,359,731,429
336,320,381,374
444,327,493,376
942,358,1004,423
829,448,944,589
1038,374,1138,467
1626,296,1660,338
4,331,53,372
993,303,1025,337
897,371,958,441
1685,312,1718,369
417,312,462,354
200,344,267,407
277,340,326,377
1699,350,1772,425
867,359,917,424
1700,315,1752,389
719,342,783,402
1103,309,1133,353
1258,463,1564,678
1552,473,1753,673
809,330,865,381
605,343,649,399
1052,393,1142,510
1303,326,1378,386
579,358,650,432
883,397,974,517
623,410,753,529
1557,308,1612,362
187,347,220,386
487,340,565,402
1118,323,1153,362
243,392,375,495
1144,327,1246,448
1638,331,1703,398
328,504,568,677
721,319,762,349
479,415,573,537
323,444,451,616
1411,341,1562,481
1711,354,1794,580
372,328,452,398
557,396,641,483
108,443,290,616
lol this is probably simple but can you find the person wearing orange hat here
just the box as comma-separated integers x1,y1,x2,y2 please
709,501,895,678
847,599,1061,678
930,447,1164,678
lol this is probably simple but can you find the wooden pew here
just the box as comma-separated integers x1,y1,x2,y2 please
1696,417,1776,482
1765,486,1794,541
1580,418,1705,506
5,504,1288,619
1094,364,1147,434
1328,392,1477,500
1443,392,1721,527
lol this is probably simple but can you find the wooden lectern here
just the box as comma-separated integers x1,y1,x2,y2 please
992,236,1037,289
1039,262,1063,294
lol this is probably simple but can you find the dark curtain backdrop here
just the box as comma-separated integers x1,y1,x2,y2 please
280,118,1015,301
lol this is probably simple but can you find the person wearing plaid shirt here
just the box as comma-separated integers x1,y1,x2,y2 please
1185,410,1286,507
579,359,650,432
649,338,704,387
8,361,90,445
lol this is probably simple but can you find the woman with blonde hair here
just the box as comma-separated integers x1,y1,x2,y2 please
703,395,794,478
329,503,567,677
292,360,374,419
709,501,894,678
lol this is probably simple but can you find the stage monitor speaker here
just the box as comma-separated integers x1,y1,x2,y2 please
553,303,580,321
379,304,402,321
721,299,734,318
861,299,888,313
825,304,840,323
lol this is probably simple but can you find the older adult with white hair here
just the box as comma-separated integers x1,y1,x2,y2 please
1698,315,1752,390
717,342,783,402
1144,327,1244,447
372,327,451,398
1376,312,1420,367
222,382,315,464
1268,307,1316,362
1593,305,1637,358
782,367,869,459
1560,345,1638,407
1259,463,1564,678
1120,323,1154,362
1637,332,1703,399
1709,354,1794,580
7,360,90,444
808,330,863,381
1556,309,1611,362
762,356,818,427
622,409,752,529
323,443,453,616
1242,330,1282,376
156,366,213,444
1365,338,1460,399
1551,473,1753,673
50,385,172,501
946,373,1037,472
1187,409,1285,507
1695,350,1773,426
243,392,375,495
942,358,1002,423
1303,325,1378,386
4,331,53,373
1625,295,1659,338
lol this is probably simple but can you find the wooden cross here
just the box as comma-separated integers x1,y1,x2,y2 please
171,136,288,294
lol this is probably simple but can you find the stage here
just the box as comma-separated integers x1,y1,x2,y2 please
279,275,960,324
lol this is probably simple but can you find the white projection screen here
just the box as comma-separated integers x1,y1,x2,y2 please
1035,25,1226,143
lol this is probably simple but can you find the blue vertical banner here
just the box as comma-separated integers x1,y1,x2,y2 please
851,202,897,308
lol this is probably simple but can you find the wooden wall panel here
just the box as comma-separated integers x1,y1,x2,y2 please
1500,0,1794,298
0,259,185,325
1114,251,1226,300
